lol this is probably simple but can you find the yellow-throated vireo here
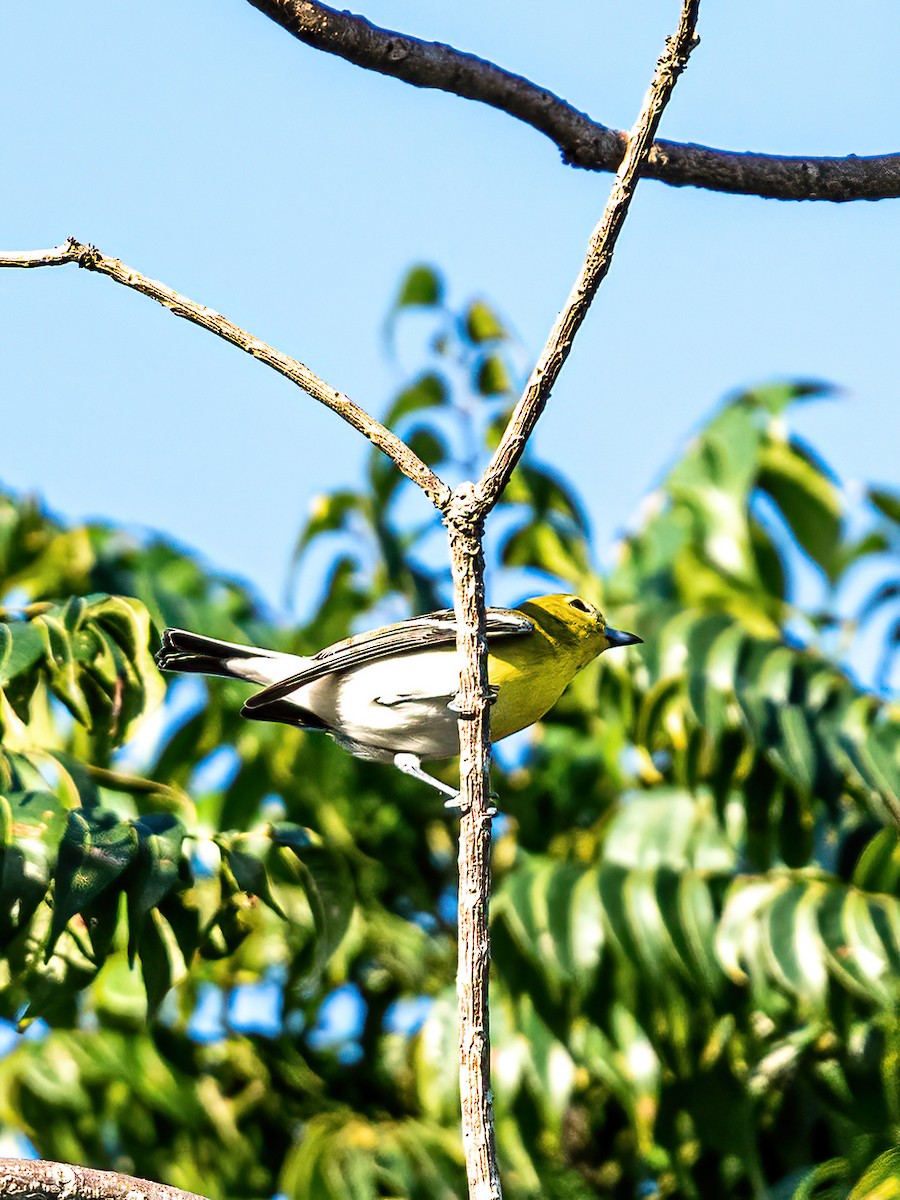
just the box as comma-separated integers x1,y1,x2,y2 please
156,594,641,806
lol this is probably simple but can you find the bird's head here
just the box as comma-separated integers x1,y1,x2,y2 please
518,594,642,668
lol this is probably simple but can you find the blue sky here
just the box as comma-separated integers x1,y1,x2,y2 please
3,0,898,615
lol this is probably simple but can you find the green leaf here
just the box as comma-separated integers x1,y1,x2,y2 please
394,265,443,310
531,858,584,986
475,353,512,396
716,877,783,986
838,723,900,820
869,487,900,525
620,866,682,982
47,810,138,957
853,828,900,894
762,881,827,1006
673,871,723,990
271,823,355,976
139,908,188,1018
684,614,739,735
46,751,101,810
757,438,844,580
816,885,894,1003
38,611,91,726
126,814,186,962
603,788,735,874
848,1148,900,1198
636,676,682,748
407,428,448,469
749,517,786,600
501,464,590,534
81,890,122,963
294,491,365,556
464,299,506,344
383,373,448,427
773,705,818,797
0,789,66,947
740,379,837,415
500,519,589,580
217,831,286,918
0,621,45,686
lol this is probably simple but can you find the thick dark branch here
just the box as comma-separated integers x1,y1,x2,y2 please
0,240,452,510
247,0,900,203
0,1160,207,1200
478,1,700,514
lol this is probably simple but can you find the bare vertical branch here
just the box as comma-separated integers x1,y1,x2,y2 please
446,487,501,1200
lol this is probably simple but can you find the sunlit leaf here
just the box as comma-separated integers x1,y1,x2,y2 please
0,621,44,686
847,1148,900,1199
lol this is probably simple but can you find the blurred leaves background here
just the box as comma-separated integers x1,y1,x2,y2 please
1,267,899,1198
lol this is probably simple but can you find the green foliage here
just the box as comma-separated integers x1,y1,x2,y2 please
0,498,355,1030
1,267,899,1198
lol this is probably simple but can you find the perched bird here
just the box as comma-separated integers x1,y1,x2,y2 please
156,594,641,807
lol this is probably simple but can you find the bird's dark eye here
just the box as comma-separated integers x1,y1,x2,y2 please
568,597,591,613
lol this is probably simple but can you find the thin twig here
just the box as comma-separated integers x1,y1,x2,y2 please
246,0,899,203
477,0,701,515
85,764,194,815
0,240,451,511
0,1160,208,1200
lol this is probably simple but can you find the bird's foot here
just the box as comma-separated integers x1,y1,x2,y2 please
447,686,499,715
443,792,499,818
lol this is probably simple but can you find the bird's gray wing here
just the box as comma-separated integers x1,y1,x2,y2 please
242,607,533,712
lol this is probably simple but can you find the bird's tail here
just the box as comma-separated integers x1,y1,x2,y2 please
156,629,308,688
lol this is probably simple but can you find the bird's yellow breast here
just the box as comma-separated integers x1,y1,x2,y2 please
487,630,590,741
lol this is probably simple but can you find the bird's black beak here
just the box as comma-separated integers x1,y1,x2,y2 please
605,626,643,648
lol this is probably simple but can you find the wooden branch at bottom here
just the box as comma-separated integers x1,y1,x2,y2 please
0,239,451,512
0,1160,208,1200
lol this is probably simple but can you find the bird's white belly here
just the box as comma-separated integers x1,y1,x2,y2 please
300,649,461,759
